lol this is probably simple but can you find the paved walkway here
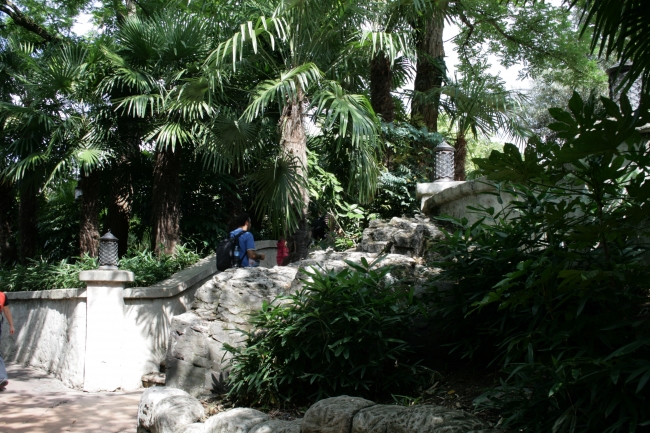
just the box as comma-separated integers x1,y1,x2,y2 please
1,363,143,433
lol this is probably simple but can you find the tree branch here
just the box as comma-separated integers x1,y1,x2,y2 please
0,0,56,42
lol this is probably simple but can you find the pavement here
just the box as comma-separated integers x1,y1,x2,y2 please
0,363,143,433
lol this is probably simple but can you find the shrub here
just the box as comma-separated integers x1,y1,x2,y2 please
0,245,201,291
225,258,428,405
429,94,650,432
120,244,201,286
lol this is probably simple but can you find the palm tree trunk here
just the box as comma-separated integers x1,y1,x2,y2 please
370,53,396,169
105,171,132,258
281,96,311,263
151,145,182,255
370,53,395,123
411,16,445,132
18,182,39,263
0,181,16,263
455,134,467,181
79,170,101,257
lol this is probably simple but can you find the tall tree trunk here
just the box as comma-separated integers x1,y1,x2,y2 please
370,53,395,123
105,168,132,258
18,182,38,263
411,16,445,132
79,170,101,257
455,134,467,181
151,146,182,255
281,97,311,263
0,181,16,264
370,53,396,169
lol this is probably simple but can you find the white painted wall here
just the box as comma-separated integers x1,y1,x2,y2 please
0,255,218,391
418,180,516,224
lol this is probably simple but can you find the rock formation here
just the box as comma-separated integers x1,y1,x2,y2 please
137,393,501,433
165,217,445,397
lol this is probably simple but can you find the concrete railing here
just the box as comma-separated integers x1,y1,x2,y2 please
417,179,515,224
0,254,219,391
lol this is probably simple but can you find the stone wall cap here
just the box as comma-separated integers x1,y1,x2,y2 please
79,269,135,282
422,179,498,214
124,254,216,299
5,288,87,300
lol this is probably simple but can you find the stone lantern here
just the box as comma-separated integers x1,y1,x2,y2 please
98,230,119,269
433,141,455,182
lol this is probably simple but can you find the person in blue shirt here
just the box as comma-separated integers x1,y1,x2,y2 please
230,213,265,267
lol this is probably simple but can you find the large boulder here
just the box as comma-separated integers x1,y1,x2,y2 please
203,408,269,433
138,387,192,432
166,248,434,397
137,387,204,433
352,404,492,433
359,216,442,258
302,396,376,433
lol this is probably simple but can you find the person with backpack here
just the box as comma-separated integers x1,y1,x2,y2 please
229,213,265,268
0,291,15,391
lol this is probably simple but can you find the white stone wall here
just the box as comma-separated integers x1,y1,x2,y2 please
418,180,516,224
0,290,87,389
0,254,219,391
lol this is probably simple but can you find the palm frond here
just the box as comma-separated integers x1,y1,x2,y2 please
200,116,261,172
242,63,323,121
577,0,650,94
206,15,288,70
246,152,307,237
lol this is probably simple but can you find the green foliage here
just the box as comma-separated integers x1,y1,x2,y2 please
0,255,98,291
0,245,201,291
119,244,201,287
38,180,80,261
225,258,428,405
429,93,650,432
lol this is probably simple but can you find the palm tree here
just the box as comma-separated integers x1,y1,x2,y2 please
209,0,383,260
436,75,527,180
576,0,650,95
0,39,109,258
100,10,245,255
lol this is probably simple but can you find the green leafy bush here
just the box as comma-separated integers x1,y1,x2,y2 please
0,245,201,291
429,94,650,432
225,259,428,405
119,244,201,286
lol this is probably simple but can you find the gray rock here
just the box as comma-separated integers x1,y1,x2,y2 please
138,387,189,431
166,248,436,397
351,404,409,433
360,217,442,258
387,405,487,433
352,404,489,433
302,396,376,433
181,423,207,433
249,419,302,433
152,394,205,433
204,407,269,433
214,267,298,325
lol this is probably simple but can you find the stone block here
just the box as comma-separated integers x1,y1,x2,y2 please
302,396,376,433
204,408,269,433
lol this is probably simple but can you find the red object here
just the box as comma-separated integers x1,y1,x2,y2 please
276,239,289,266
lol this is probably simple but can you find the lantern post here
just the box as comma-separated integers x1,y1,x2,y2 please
433,141,455,182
